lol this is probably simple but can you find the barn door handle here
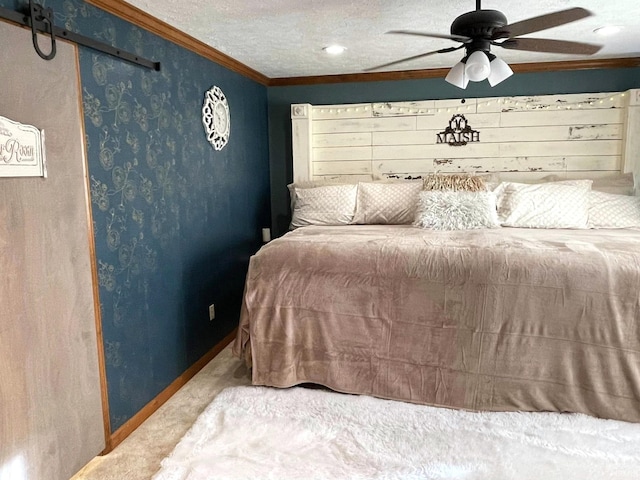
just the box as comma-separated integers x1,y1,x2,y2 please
29,0,56,61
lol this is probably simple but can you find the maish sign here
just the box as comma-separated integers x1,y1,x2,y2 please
436,114,480,147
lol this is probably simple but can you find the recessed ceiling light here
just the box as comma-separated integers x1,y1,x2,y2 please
323,45,346,55
593,25,622,36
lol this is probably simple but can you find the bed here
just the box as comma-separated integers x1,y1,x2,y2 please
234,224,640,421
234,90,640,423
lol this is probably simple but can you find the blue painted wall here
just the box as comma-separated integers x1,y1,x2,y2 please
267,68,640,236
1,0,270,431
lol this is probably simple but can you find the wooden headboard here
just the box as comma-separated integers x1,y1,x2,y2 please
292,89,640,191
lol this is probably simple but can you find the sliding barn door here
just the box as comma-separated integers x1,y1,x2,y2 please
0,20,105,480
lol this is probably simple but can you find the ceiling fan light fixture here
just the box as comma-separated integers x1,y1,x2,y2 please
465,50,491,82
445,61,469,89
370,6,600,86
487,56,513,86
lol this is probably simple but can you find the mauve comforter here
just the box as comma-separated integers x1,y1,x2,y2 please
233,225,640,422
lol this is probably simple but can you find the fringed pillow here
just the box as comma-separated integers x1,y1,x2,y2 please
414,191,500,230
423,173,486,192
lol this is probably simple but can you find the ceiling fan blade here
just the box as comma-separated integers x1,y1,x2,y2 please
498,7,593,39
498,37,602,55
364,46,462,72
386,30,471,43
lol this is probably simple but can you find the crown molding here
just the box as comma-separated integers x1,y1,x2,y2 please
510,57,640,73
86,0,269,85
268,57,640,86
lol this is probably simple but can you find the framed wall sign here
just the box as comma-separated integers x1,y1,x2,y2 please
202,86,230,151
0,114,47,177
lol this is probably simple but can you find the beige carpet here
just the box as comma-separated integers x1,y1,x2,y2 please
72,345,251,480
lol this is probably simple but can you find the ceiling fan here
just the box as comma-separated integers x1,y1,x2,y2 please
366,1,602,89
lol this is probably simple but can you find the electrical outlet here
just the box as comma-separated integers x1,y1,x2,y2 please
208,304,215,321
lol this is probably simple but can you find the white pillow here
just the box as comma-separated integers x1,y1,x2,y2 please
589,191,640,228
352,181,422,224
495,180,592,229
414,190,500,230
485,174,561,192
288,180,357,210
289,184,358,229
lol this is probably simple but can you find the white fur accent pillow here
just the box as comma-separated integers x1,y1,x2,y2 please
589,191,640,228
289,184,358,229
352,181,422,224
495,180,592,229
414,191,500,230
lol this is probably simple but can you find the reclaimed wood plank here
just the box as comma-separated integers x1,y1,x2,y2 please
314,116,417,134
313,132,372,147
313,160,371,175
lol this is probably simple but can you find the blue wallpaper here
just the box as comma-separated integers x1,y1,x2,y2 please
1,0,270,431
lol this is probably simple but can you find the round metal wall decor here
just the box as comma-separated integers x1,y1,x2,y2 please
202,86,230,151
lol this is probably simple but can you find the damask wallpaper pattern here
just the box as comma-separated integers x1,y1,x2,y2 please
0,0,270,430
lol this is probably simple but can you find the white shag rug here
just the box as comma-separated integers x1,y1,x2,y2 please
153,386,640,480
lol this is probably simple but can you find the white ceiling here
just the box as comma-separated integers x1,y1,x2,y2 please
124,0,640,79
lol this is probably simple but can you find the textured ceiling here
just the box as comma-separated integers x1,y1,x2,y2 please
123,0,640,78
